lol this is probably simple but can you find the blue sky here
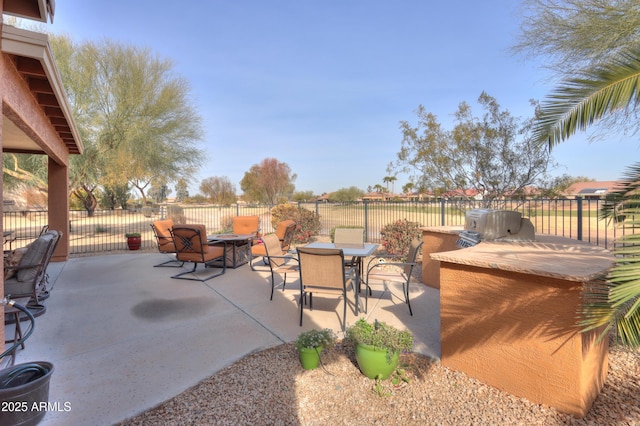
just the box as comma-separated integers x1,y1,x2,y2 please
47,0,636,195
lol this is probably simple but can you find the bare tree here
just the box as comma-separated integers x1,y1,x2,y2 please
200,176,237,205
396,92,555,207
240,158,296,206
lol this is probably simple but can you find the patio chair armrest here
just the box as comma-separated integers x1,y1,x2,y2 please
4,262,41,271
365,254,400,271
267,254,299,264
366,261,416,276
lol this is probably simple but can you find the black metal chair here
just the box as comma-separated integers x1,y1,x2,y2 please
170,224,226,281
364,239,423,316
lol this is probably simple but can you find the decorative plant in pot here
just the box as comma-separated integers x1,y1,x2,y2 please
345,318,414,380
295,328,336,370
125,232,142,250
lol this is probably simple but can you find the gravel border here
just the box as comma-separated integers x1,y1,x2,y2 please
119,340,639,425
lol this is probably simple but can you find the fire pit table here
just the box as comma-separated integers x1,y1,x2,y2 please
207,234,253,268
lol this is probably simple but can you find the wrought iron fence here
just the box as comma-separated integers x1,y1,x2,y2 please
1,197,629,255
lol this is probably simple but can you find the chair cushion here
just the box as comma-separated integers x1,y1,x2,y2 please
251,243,267,257
17,232,54,282
4,276,32,297
233,216,259,236
153,219,174,252
4,247,28,279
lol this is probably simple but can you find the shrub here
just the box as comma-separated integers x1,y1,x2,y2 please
141,206,154,218
270,204,321,244
380,218,421,257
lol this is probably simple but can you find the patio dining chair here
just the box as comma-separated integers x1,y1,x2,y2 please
170,224,227,281
150,219,184,267
297,247,356,331
261,233,299,300
334,227,364,267
364,239,423,316
250,219,296,270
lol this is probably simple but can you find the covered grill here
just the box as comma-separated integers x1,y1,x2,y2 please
456,209,535,248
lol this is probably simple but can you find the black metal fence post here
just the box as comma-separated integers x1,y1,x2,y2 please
440,198,446,226
364,200,369,242
576,196,583,241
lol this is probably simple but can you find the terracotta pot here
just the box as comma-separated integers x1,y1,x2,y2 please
127,236,141,250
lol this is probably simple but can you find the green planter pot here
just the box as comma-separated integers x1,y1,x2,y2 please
298,346,323,370
354,343,399,379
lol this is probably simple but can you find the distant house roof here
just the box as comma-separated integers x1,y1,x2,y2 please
564,181,621,197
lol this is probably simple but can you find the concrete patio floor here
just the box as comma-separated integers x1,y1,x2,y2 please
5,252,441,425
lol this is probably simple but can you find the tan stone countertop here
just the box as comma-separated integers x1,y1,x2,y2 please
421,226,463,235
430,234,614,282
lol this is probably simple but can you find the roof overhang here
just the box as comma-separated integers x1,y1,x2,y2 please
2,25,83,155
3,0,55,23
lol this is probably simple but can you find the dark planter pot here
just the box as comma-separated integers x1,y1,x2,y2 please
127,236,141,250
0,361,54,426
354,343,399,380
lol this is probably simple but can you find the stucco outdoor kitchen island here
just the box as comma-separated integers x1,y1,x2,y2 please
430,235,614,417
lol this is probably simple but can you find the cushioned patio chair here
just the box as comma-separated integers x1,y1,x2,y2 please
364,239,423,316
297,247,356,331
260,233,299,300
170,224,227,281
232,215,260,238
250,219,296,270
150,219,183,267
4,230,62,305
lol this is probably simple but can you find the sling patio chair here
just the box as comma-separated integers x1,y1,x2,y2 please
260,233,299,300
334,227,364,267
170,224,227,281
296,246,356,331
250,219,296,270
150,219,184,267
364,239,423,316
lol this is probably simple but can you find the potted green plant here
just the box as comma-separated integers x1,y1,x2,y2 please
125,232,142,250
346,318,414,379
295,328,336,370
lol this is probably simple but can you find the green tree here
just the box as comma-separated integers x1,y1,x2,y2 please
175,179,189,202
531,46,640,348
514,0,640,137
240,158,296,206
328,186,364,203
50,35,204,210
382,176,397,193
536,174,595,198
200,176,236,205
402,182,415,194
100,184,130,210
292,191,316,202
397,92,554,207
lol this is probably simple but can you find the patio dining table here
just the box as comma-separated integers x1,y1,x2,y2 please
303,242,379,314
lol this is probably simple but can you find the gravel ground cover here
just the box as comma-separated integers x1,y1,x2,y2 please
120,339,639,425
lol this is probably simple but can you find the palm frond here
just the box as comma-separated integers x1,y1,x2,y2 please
533,48,640,148
582,164,640,348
